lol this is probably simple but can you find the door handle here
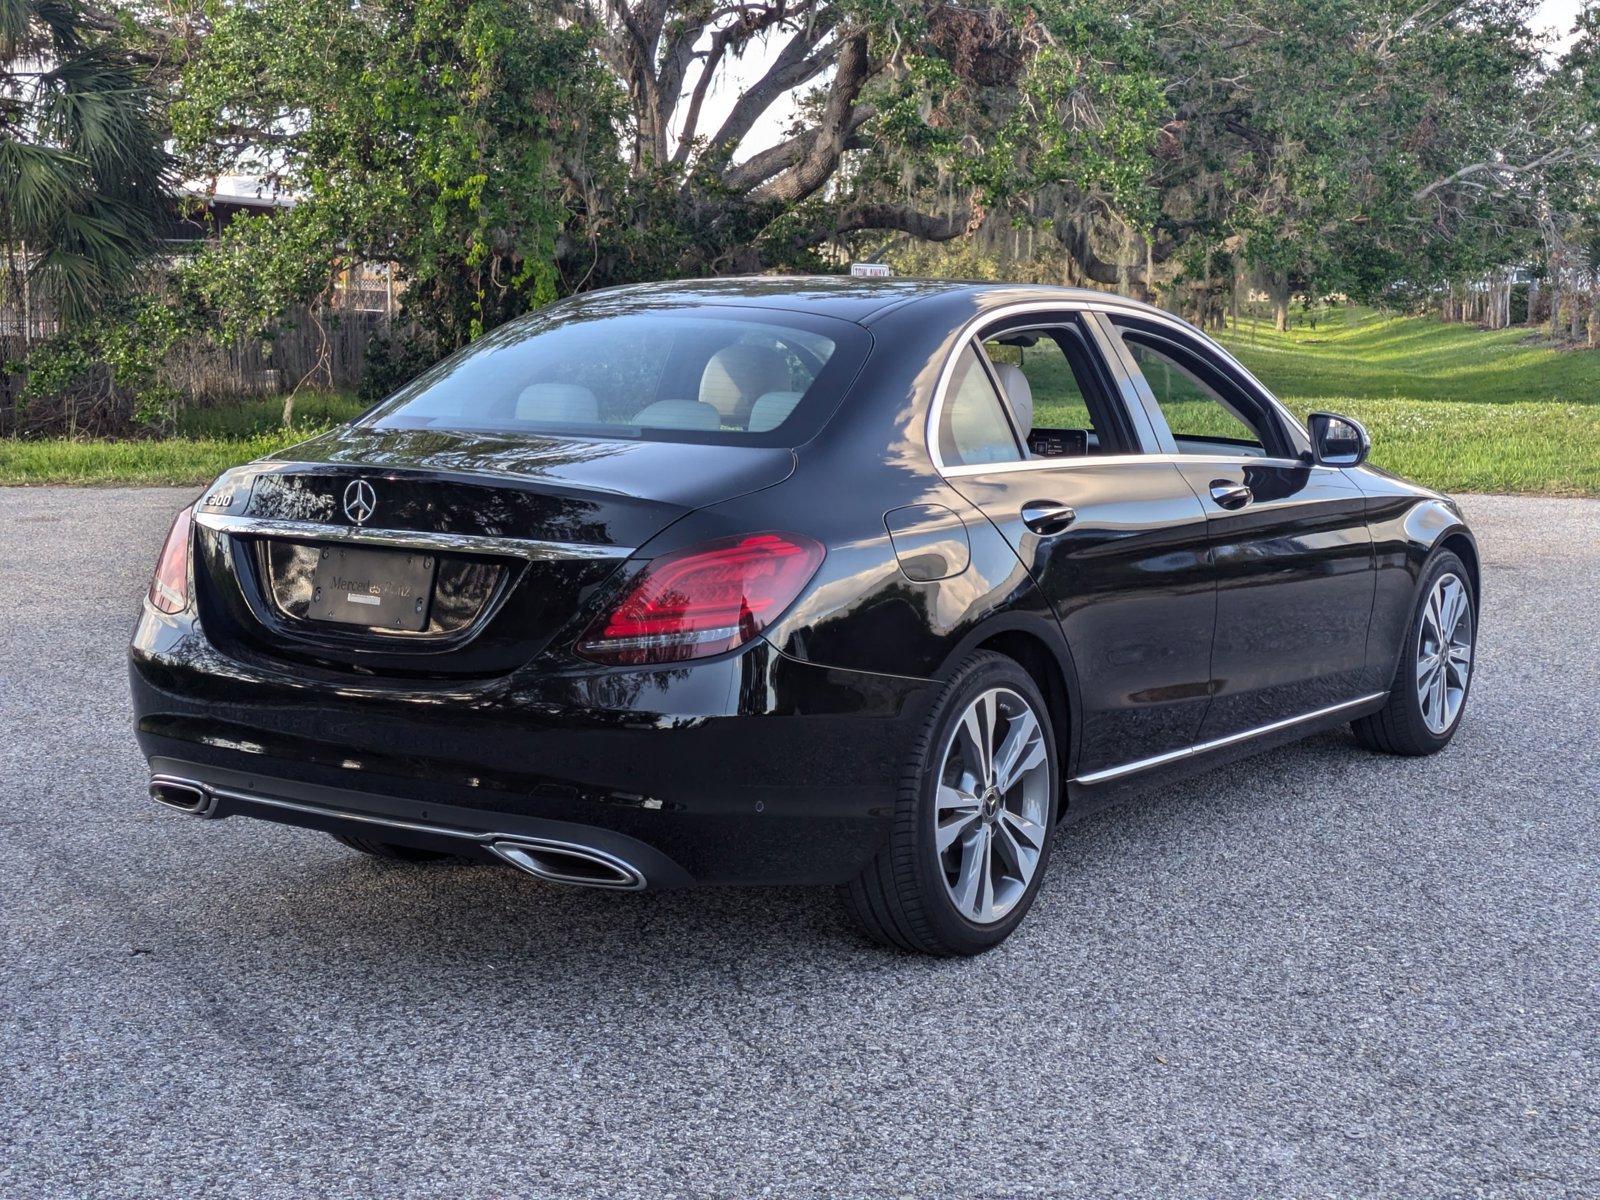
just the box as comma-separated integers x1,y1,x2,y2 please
1021,500,1077,535
1209,481,1253,510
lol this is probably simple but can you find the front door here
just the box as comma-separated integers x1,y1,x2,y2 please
1101,315,1375,741
932,314,1217,778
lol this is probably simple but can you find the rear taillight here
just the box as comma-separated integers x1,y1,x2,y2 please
577,532,824,665
148,505,195,614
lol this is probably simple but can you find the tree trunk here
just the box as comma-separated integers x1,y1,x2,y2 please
1269,271,1290,332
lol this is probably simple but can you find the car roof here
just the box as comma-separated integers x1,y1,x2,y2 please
575,275,1166,325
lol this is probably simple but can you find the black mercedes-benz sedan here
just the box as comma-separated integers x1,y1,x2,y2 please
131,278,1479,954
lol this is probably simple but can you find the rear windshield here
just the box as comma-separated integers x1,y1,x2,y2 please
362,301,869,447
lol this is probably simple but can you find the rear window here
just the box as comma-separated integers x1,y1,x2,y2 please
363,303,869,447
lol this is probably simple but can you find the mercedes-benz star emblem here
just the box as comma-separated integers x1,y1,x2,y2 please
343,479,377,525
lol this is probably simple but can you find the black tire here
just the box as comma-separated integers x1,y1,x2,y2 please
1353,549,1476,756
841,651,1059,956
329,832,456,862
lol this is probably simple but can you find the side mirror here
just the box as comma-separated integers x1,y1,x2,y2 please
1309,411,1370,467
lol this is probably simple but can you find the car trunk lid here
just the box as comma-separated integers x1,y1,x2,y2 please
192,428,794,678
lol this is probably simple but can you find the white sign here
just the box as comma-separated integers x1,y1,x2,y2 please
849,262,893,278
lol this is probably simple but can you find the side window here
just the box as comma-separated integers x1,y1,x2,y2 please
982,324,1126,455
985,335,1091,429
1118,331,1274,456
937,344,1023,467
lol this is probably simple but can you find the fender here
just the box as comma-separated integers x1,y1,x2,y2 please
1366,494,1480,690
1401,498,1478,577
931,607,1087,795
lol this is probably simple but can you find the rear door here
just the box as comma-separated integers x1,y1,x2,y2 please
1098,314,1375,740
933,312,1216,778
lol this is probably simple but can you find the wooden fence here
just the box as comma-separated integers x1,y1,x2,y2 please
162,307,388,401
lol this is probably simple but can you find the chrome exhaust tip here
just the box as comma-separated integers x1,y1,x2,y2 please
149,776,219,817
490,838,646,890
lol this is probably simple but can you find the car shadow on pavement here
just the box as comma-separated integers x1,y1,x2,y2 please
233,723,1402,990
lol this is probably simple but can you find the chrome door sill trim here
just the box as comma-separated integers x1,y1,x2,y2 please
1071,692,1387,785
196,511,633,562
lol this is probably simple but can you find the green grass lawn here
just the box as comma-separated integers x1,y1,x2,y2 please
1019,306,1600,496
172,392,366,439
3,309,1598,492
1215,308,1600,495
0,392,365,486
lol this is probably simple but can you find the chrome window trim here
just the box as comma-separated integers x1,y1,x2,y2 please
937,451,1341,479
924,298,1311,478
1071,692,1388,785
1086,298,1312,440
194,511,633,562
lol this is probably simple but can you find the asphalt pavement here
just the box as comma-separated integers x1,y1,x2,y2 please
1,487,1595,1199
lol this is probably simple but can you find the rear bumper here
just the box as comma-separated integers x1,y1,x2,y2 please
130,606,935,886
147,762,681,889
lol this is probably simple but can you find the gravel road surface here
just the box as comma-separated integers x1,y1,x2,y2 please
2,487,1595,1199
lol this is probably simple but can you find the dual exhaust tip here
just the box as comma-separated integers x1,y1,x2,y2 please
149,777,220,817
489,841,645,890
147,774,646,890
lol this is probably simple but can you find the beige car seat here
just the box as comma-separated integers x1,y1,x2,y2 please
992,363,1034,439
699,344,791,427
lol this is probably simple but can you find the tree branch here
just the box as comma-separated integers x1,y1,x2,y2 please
705,9,841,166
721,104,871,191
748,31,871,205
671,3,810,166
788,198,984,249
602,0,678,165
1413,145,1580,203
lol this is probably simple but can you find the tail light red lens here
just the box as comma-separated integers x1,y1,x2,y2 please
577,532,824,665
148,505,195,614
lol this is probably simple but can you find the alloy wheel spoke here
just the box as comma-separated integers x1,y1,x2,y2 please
1001,807,1045,852
1417,661,1438,709
1443,580,1467,640
936,785,982,854
992,709,1044,793
959,696,996,786
993,816,1039,882
951,825,992,918
937,812,981,855
978,827,996,917
1423,591,1443,647
937,782,981,815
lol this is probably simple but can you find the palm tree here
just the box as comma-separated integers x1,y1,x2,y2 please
0,0,168,341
